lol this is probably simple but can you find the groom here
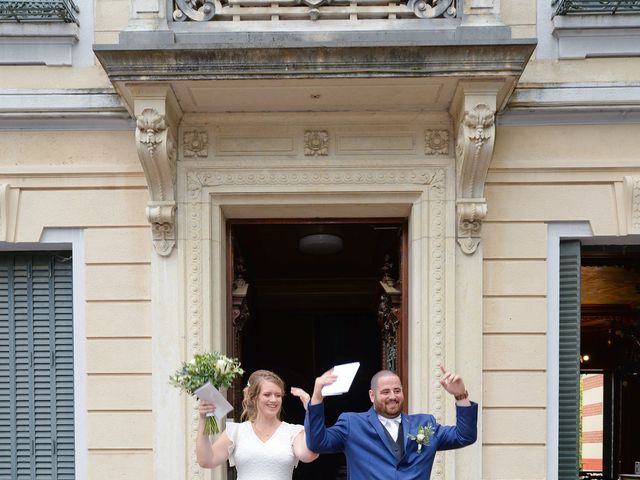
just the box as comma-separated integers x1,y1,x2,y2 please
304,366,477,480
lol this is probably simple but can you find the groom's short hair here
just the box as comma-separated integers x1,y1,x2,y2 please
370,370,400,391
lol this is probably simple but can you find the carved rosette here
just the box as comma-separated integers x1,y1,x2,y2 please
183,130,209,158
455,103,495,254
135,107,178,256
425,129,450,156
304,130,329,156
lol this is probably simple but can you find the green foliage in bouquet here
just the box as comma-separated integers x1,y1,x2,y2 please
170,352,244,435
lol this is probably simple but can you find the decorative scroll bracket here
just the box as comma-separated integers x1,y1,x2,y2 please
451,82,500,255
132,85,183,256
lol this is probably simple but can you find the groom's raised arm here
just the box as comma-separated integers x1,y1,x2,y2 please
435,366,478,450
304,369,347,453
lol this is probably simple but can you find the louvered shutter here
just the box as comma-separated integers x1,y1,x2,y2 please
558,240,581,480
0,252,75,480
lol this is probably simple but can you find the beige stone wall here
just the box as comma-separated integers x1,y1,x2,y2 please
0,130,153,480
482,123,640,479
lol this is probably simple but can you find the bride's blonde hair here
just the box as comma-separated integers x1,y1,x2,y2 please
241,370,285,422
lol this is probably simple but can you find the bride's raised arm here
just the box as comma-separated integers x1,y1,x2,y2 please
196,400,233,468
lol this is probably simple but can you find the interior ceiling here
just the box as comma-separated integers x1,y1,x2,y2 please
582,245,640,306
581,245,640,330
232,222,403,310
233,222,401,279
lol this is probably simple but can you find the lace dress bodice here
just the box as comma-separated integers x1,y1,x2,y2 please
225,421,304,480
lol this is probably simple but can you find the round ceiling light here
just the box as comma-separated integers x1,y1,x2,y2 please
298,233,343,255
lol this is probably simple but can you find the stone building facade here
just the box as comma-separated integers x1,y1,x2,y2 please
1,0,640,479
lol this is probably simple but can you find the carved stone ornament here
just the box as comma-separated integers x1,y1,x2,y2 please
633,177,640,230
425,129,449,156
183,130,209,158
455,103,496,255
135,107,178,256
624,176,640,233
145,202,177,256
173,0,454,21
304,130,329,156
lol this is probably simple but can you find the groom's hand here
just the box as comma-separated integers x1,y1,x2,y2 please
439,365,471,405
310,369,338,405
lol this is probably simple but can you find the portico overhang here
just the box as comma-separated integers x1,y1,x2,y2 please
94,28,535,256
95,32,535,114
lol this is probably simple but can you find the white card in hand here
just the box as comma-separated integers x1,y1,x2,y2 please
321,362,360,396
194,382,234,420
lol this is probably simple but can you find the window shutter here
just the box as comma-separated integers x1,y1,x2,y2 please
558,240,581,480
0,253,74,480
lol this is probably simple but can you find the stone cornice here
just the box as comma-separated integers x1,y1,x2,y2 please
94,41,535,82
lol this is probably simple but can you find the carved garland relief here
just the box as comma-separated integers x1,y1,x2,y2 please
184,166,447,480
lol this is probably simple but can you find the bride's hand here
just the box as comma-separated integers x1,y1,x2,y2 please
290,387,311,410
198,400,216,419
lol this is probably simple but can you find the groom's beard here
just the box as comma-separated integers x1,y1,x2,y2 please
375,398,403,417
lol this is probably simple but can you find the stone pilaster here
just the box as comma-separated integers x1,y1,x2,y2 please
450,81,502,480
0,184,19,243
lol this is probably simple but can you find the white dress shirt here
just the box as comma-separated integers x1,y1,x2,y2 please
378,414,401,442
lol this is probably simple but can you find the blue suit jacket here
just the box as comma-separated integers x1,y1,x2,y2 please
304,402,477,480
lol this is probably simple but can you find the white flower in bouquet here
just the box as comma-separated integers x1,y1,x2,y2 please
170,352,243,435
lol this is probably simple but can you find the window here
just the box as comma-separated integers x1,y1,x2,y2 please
0,252,75,479
559,243,640,480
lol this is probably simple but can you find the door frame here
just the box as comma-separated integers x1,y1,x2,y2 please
179,164,454,480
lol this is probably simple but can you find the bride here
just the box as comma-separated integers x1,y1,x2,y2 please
196,370,318,479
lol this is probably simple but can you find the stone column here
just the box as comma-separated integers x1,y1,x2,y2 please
450,81,502,480
130,84,185,480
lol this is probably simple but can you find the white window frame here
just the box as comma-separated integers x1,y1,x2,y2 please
0,228,87,480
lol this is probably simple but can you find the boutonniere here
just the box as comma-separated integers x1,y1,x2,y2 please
407,424,435,453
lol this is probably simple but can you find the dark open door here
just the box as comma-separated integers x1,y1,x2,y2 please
226,220,408,479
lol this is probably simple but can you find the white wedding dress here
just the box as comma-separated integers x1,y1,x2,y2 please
225,421,304,480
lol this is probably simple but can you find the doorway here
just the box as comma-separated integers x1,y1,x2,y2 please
579,245,640,480
226,220,407,479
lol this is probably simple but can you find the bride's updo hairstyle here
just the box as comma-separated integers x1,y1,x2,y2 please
241,370,285,422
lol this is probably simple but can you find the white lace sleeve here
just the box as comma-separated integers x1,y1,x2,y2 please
225,421,238,467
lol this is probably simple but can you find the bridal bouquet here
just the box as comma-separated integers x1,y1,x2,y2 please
170,352,244,434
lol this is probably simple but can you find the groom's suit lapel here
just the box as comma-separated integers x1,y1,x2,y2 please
366,407,398,460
